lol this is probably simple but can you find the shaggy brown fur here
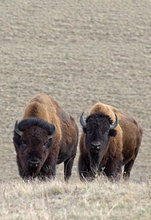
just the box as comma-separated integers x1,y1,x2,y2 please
13,94,78,181
78,103,143,181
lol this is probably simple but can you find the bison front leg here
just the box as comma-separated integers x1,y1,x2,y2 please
40,164,56,180
78,155,95,181
104,157,123,181
40,155,58,180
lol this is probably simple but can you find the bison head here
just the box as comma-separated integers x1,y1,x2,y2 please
80,112,118,167
13,117,56,180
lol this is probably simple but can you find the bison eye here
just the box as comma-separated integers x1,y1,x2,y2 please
22,143,27,150
43,143,48,148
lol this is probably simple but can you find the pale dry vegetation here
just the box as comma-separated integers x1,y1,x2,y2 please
1,179,151,220
1,0,151,219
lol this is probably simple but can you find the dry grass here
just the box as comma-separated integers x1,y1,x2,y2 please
0,0,151,219
1,179,151,220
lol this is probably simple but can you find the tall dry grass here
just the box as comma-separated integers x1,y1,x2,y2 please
1,178,150,220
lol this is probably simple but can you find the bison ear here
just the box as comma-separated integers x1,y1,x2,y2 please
13,133,21,146
109,129,117,137
48,124,56,139
83,127,87,133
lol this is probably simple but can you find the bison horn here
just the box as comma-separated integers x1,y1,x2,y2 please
48,125,56,139
14,121,23,136
110,114,119,129
80,112,86,128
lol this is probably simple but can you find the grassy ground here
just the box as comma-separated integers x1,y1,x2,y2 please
1,179,151,220
0,0,151,219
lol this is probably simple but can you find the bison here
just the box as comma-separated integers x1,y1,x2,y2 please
78,102,143,181
13,94,78,181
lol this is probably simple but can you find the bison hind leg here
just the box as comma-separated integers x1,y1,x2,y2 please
64,156,75,181
123,142,141,180
123,159,135,180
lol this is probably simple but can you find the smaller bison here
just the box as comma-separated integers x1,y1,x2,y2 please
13,94,78,181
79,102,143,181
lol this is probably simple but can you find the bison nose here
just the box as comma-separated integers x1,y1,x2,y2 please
28,159,40,168
91,142,101,149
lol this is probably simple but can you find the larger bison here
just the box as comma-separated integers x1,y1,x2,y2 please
13,94,78,181
79,102,143,181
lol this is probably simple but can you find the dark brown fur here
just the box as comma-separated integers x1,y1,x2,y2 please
78,103,143,181
13,94,78,181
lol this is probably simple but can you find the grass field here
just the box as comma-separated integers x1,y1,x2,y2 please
0,0,151,219
1,179,151,220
